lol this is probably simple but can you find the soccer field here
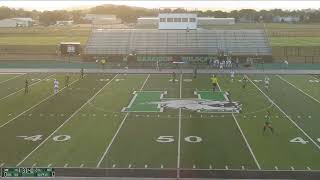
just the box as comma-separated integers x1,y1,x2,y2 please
0,72,319,175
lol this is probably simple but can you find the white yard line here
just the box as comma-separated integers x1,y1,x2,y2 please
232,114,261,169
0,74,55,102
16,74,119,166
0,76,79,129
0,74,24,84
177,73,182,179
277,75,320,104
247,75,320,150
96,74,150,168
217,83,261,170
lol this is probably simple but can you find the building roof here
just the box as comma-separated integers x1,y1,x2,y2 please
138,17,158,20
60,42,81,45
12,18,34,22
198,17,235,20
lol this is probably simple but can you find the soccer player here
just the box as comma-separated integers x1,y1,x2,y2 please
211,75,218,92
80,68,84,79
242,75,248,89
226,90,232,102
172,72,176,83
264,76,270,90
263,111,274,134
156,60,160,71
230,71,235,82
124,66,128,75
101,59,106,70
214,59,219,68
54,79,59,95
24,79,29,94
65,74,70,87
193,66,197,79
219,61,224,71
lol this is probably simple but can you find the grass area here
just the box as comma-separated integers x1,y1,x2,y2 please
0,26,90,36
201,23,320,30
0,73,319,172
270,37,320,46
0,25,319,47
0,36,88,45
0,36,317,47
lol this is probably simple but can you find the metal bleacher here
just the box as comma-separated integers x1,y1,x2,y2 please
84,29,272,56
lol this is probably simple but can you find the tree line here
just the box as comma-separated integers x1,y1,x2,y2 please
0,5,320,26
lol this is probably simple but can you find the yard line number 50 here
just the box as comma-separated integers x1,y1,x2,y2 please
156,136,202,143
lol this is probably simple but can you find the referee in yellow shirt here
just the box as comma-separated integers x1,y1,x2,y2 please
211,75,218,92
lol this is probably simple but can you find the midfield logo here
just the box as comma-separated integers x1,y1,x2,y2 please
122,91,241,113
151,99,241,113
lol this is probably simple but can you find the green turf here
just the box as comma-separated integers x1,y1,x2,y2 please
123,91,166,112
195,91,226,101
222,75,320,169
0,73,319,171
0,73,49,99
180,74,257,169
280,75,320,101
0,74,78,128
0,74,109,165
0,74,22,83
22,74,146,167
251,75,320,144
99,74,180,168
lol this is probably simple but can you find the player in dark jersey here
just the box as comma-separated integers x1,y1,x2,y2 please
24,79,29,94
263,111,274,134
172,72,176,83
242,75,248,89
80,68,84,79
65,74,70,87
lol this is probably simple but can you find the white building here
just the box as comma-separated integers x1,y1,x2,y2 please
158,13,198,30
83,14,121,25
56,20,74,26
198,17,235,25
0,18,34,28
273,16,300,23
83,14,116,21
137,15,235,28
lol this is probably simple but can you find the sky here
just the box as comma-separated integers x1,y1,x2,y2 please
1,1,320,11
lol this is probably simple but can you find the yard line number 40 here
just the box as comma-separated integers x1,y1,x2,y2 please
290,137,320,144
17,135,71,142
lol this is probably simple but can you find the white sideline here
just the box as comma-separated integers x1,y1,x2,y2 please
0,74,55,102
0,75,79,129
177,73,182,179
0,74,24,84
277,75,320,104
96,74,150,167
247,75,320,150
16,74,118,166
217,83,261,170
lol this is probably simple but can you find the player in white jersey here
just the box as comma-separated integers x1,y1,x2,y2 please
219,61,224,71
230,71,235,82
214,59,219,68
264,76,270,90
54,79,59,95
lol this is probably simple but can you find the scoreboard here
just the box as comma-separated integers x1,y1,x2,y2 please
1,168,55,177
